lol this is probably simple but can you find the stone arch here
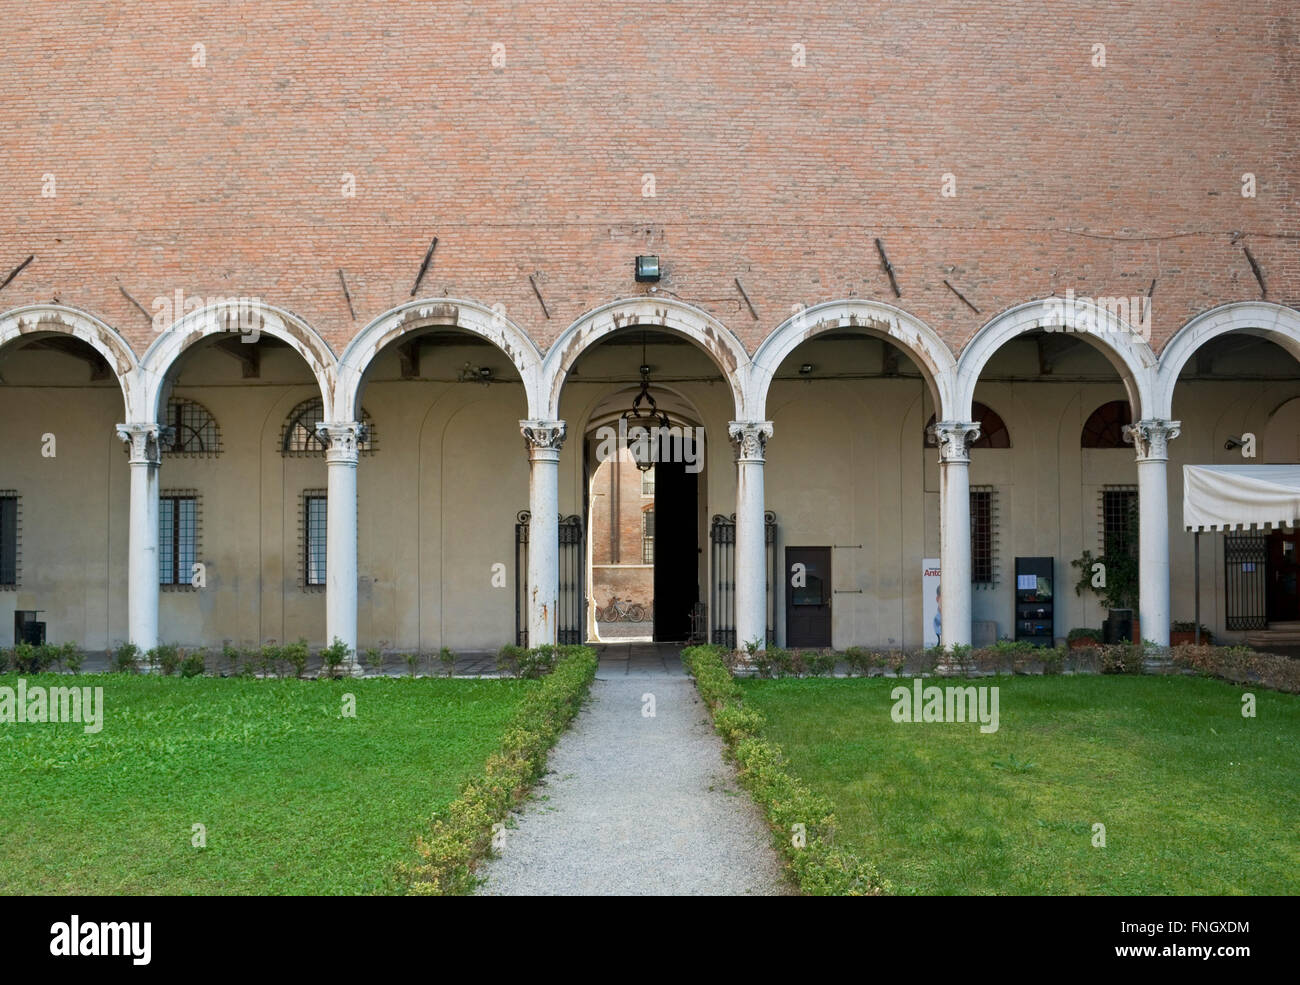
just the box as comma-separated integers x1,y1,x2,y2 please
1154,301,1300,419
955,297,1158,421
750,299,958,420
0,303,141,417
338,298,543,422
541,297,751,421
140,300,337,423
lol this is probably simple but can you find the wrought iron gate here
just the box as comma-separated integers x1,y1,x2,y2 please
1224,533,1267,630
709,511,776,647
515,511,585,646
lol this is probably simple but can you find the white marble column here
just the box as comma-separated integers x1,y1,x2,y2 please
932,420,981,650
729,421,773,651
317,420,366,674
117,423,170,654
521,420,566,648
1124,418,1181,648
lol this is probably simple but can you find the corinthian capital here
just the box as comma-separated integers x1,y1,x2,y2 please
520,420,567,459
930,420,982,463
728,421,774,463
116,422,172,465
1123,418,1181,461
315,420,368,464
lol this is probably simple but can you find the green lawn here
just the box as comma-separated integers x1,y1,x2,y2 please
0,673,533,894
739,674,1300,895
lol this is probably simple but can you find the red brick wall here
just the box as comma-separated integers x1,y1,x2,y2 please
1,1,1295,356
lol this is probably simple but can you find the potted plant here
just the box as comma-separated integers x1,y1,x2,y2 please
1072,541,1140,643
1066,627,1102,649
1170,622,1213,645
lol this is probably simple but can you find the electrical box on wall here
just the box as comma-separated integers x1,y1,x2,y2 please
1014,556,1054,646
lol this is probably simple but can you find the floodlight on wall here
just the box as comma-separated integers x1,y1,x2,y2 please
457,361,493,385
799,363,814,375
1224,435,1246,450
635,255,661,282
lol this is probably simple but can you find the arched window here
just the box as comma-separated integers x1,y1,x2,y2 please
1081,400,1132,448
924,402,1011,448
281,398,375,455
162,398,221,456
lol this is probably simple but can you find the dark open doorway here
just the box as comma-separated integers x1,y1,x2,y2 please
1266,529,1300,622
652,457,699,642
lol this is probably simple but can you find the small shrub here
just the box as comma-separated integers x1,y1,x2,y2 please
113,642,141,674
807,649,838,678
889,650,908,677
439,646,457,678
1041,644,1066,675
259,641,282,678
222,641,240,677
152,643,183,676
842,646,868,677
405,652,421,678
496,644,528,677
60,643,84,674
320,637,352,678
283,638,310,679
519,645,558,679
12,642,51,674
180,650,206,677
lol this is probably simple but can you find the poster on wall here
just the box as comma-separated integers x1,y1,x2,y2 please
923,558,941,649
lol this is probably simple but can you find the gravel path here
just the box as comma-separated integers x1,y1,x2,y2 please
477,646,792,895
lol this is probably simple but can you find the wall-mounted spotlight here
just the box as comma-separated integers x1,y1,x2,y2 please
1224,435,1246,450
635,255,661,282
457,361,493,385
799,363,815,375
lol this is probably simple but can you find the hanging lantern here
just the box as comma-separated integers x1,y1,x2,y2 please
622,336,670,472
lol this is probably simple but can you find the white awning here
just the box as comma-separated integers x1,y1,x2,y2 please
1183,465,1300,532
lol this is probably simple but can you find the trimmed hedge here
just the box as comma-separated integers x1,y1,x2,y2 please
682,644,890,896
402,644,598,895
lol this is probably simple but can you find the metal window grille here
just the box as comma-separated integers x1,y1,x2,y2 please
514,512,585,646
0,493,18,588
1101,486,1139,557
970,486,997,586
162,398,221,456
305,493,328,587
709,512,777,647
1224,534,1267,630
641,467,655,497
159,493,198,587
642,509,655,564
282,398,376,455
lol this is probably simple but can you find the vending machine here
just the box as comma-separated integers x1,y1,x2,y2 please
1014,556,1054,646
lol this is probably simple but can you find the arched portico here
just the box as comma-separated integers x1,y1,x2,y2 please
540,297,751,421
139,301,338,425
960,298,1169,645
751,299,958,419
0,303,141,417
338,298,544,421
1153,301,1300,419
956,298,1157,421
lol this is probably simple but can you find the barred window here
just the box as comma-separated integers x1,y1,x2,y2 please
159,493,198,587
642,508,655,564
162,398,221,456
641,466,655,498
1082,400,1132,448
970,486,997,586
924,402,1011,448
0,492,18,588
282,398,375,455
1102,486,1139,557
304,492,328,587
